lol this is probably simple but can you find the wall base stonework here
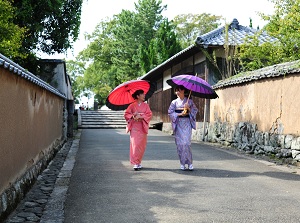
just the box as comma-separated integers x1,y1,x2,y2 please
0,139,66,221
205,121,300,163
162,121,300,164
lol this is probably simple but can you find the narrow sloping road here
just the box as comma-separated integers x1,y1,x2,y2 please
64,129,300,223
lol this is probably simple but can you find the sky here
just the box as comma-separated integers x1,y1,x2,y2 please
39,0,275,61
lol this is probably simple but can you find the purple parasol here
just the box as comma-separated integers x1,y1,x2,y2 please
166,74,218,99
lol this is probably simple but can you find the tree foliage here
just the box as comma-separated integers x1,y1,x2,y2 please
172,13,222,48
0,0,83,73
12,0,83,55
139,18,182,72
0,0,26,58
66,60,85,100
69,0,225,105
75,0,178,105
238,0,300,71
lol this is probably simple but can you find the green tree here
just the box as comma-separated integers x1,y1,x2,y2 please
110,9,141,82
9,0,83,72
239,0,300,71
0,0,26,58
264,0,300,60
76,17,119,105
112,0,167,79
155,19,182,63
66,59,85,100
133,0,166,46
140,18,182,72
76,0,226,100
13,0,82,54
78,0,169,101
77,17,121,105
172,13,222,48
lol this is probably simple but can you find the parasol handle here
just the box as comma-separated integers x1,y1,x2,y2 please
183,73,197,114
186,89,192,102
185,73,197,104
182,90,192,115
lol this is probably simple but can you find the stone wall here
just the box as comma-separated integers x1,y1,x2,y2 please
208,60,300,162
206,121,300,162
0,140,65,221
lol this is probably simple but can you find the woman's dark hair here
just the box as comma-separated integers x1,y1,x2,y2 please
174,85,189,97
174,85,187,92
132,89,144,99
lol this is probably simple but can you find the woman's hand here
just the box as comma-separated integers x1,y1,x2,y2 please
184,103,190,111
132,111,137,120
181,111,188,116
136,113,142,119
181,103,190,115
133,113,143,121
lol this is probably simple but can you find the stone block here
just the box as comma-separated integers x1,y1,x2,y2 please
291,137,300,150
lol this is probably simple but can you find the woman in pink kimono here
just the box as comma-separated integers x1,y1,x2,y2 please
168,85,198,171
124,90,152,171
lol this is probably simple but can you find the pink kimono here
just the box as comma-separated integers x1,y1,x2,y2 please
124,102,152,165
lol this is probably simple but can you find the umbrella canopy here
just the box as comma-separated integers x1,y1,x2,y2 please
106,80,156,110
166,74,218,99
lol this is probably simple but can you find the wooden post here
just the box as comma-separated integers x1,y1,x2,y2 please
202,62,209,141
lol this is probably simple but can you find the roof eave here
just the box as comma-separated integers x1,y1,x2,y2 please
139,45,198,80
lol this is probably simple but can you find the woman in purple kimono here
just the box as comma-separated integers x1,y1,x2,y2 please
168,85,198,170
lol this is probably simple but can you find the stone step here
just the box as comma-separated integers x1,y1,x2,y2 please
78,109,159,129
81,122,126,125
78,125,126,129
81,116,124,119
81,115,124,119
81,112,124,115
80,111,124,114
78,109,127,129
80,116,124,119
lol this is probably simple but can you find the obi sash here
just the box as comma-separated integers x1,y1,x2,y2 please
175,109,189,118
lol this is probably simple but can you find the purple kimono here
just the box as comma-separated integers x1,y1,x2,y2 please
168,97,198,166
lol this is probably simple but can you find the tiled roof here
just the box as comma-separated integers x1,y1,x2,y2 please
213,60,300,89
0,53,66,98
139,45,196,80
196,18,277,47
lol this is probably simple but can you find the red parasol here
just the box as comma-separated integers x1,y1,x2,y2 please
106,80,156,110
